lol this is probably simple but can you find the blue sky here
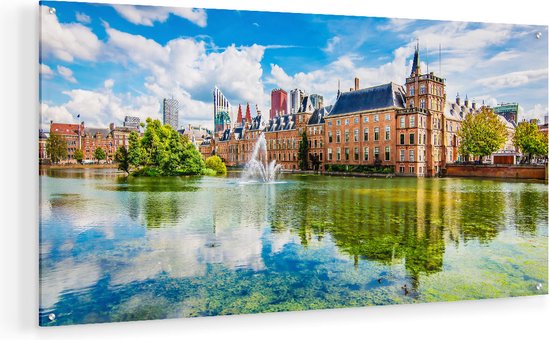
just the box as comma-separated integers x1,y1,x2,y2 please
39,1,548,129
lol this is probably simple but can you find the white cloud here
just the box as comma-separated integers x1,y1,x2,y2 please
40,63,54,79
40,83,161,129
56,65,77,83
522,104,548,122
104,27,268,126
113,4,207,27
104,79,115,89
40,5,102,62
476,68,548,89
75,12,91,24
323,36,341,53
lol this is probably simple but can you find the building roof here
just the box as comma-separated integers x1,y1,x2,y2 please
328,82,405,116
496,114,516,130
84,128,110,138
298,95,315,113
308,105,332,125
50,123,82,135
266,114,295,132
249,114,263,131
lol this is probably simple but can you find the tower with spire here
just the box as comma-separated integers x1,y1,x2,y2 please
398,40,448,177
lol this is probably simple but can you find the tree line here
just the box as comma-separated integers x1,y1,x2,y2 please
45,118,227,176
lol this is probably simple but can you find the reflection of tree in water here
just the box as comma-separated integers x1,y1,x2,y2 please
513,184,548,236
457,182,506,244
267,177,537,284
122,176,199,228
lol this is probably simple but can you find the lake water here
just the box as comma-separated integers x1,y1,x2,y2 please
39,168,548,326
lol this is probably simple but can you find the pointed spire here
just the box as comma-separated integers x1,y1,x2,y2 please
337,79,341,98
245,103,252,123
236,104,243,125
411,39,420,76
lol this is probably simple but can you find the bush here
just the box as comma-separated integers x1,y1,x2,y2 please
205,155,227,175
200,168,217,176
324,163,394,174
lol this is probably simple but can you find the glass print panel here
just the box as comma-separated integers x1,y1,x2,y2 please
39,0,548,326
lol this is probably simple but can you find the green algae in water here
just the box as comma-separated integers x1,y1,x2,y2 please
39,170,548,325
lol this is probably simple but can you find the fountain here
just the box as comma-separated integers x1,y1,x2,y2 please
242,133,281,182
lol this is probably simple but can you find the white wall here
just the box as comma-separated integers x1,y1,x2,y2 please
1,1,548,339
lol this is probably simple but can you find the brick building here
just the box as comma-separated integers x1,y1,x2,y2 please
200,47,475,177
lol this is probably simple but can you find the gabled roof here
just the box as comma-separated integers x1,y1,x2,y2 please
298,95,314,113
328,82,405,116
308,105,332,125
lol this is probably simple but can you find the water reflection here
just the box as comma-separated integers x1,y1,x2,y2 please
39,169,548,325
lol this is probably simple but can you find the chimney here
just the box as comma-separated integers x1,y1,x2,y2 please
464,95,469,108
456,92,461,106
349,87,353,92
354,77,360,91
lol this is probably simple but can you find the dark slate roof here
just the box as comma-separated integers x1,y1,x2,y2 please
298,95,314,113
249,114,263,131
308,105,332,125
266,114,296,132
39,129,49,139
328,82,405,116
200,137,212,146
220,128,231,141
84,128,110,138
233,127,244,140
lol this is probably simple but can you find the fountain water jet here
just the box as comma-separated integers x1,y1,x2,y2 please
242,133,281,182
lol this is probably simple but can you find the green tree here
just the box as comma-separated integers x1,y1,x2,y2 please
115,145,130,174
298,131,309,170
513,121,548,163
130,118,206,176
74,149,84,164
458,107,507,162
94,147,106,162
45,133,68,164
127,131,145,168
205,155,227,175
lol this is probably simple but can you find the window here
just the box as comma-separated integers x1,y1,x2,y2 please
409,166,415,174
364,147,369,161
409,116,415,127
354,147,359,161
374,115,379,122
409,133,415,145
336,131,341,143
400,116,405,128
336,120,341,126
409,86,414,96
345,130,350,143
400,149,405,161
400,134,405,145
336,147,341,161
385,146,390,161
420,99,426,109
354,129,359,142
374,147,380,160
409,149,415,162
345,148,350,161
385,126,390,140
363,128,369,141
354,117,359,124
328,148,333,161
345,119,349,126
374,127,380,141
363,116,369,123
420,85,426,94
328,131,333,143
385,114,390,121
328,121,333,126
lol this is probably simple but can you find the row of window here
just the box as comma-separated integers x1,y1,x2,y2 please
327,113,392,127
327,126,392,143
327,146,390,162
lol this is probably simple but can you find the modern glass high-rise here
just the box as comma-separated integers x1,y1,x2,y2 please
213,86,232,133
163,98,179,130
123,115,140,130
